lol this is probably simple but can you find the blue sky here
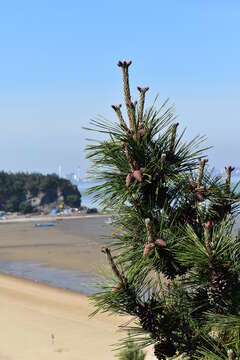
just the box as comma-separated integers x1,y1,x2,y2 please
0,1,239,176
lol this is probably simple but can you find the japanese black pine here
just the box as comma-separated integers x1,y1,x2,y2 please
86,61,240,359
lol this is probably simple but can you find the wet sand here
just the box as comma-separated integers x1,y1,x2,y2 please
0,217,155,359
0,217,110,278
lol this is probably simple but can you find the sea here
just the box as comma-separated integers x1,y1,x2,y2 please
78,180,100,209
0,176,239,296
0,216,111,295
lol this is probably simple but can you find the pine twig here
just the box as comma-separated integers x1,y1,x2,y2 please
160,153,166,171
117,60,134,130
111,104,128,131
197,158,208,189
124,144,135,171
169,122,179,153
137,86,149,126
203,220,212,258
145,218,154,243
143,218,155,257
227,349,235,360
225,166,235,192
101,246,126,285
127,100,137,134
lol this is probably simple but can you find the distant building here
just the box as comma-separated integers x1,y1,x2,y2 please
58,165,62,178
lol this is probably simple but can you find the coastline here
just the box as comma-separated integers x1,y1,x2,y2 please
0,273,124,360
0,213,109,224
0,217,155,359
0,216,112,292
0,273,154,359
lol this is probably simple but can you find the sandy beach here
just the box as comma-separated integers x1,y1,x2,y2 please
0,274,155,360
0,274,128,360
0,217,154,359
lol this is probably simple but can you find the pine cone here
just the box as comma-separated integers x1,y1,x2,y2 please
111,283,122,292
137,298,160,338
154,341,176,359
153,170,161,181
155,239,167,247
126,173,134,187
137,127,145,140
133,169,143,182
207,269,230,308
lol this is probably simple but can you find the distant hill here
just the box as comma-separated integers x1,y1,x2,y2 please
0,171,81,214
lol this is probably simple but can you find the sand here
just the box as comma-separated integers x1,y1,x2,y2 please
0,274,155,360
0,274,122,360
0,217,110,274
0,214,108,224
0,218,155,359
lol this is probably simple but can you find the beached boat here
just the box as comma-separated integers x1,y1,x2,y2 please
34,223,55,228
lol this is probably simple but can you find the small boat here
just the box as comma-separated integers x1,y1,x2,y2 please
35,223,55,228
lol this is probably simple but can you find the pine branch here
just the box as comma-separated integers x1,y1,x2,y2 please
137,86,149,127
118,60,135,130
86,60,240,360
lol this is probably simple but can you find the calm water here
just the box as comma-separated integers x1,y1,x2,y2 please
0,217,111,295
0,177,239,295
78,180,99,208
0,260,102,294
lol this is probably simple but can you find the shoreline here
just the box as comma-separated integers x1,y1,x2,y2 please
0,216,111,293
0,219,156,359
0,271,87,298
0,272,124,359
0,272,154,359
0,213,109,224
0,214,154,359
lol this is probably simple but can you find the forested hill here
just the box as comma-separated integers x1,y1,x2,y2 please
0,172,81,214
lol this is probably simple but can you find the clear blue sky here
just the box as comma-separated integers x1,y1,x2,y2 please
0,1,239,176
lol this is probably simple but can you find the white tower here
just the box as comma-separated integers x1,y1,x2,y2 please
58,165,62,178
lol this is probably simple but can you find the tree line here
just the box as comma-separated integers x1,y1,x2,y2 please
0,171,81,214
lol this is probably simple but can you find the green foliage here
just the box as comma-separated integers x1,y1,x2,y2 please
0,171,81,213
18,201,33,214
65,194,81,207
118,336,146,360
5,195,21,212
87,61,240,359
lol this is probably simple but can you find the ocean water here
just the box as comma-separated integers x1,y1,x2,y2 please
78,180,100,209
0,176,239,295
0,260,102,295
0,217,111,295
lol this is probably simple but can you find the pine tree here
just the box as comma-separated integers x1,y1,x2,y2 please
118,334,146,360
86,60,240,359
